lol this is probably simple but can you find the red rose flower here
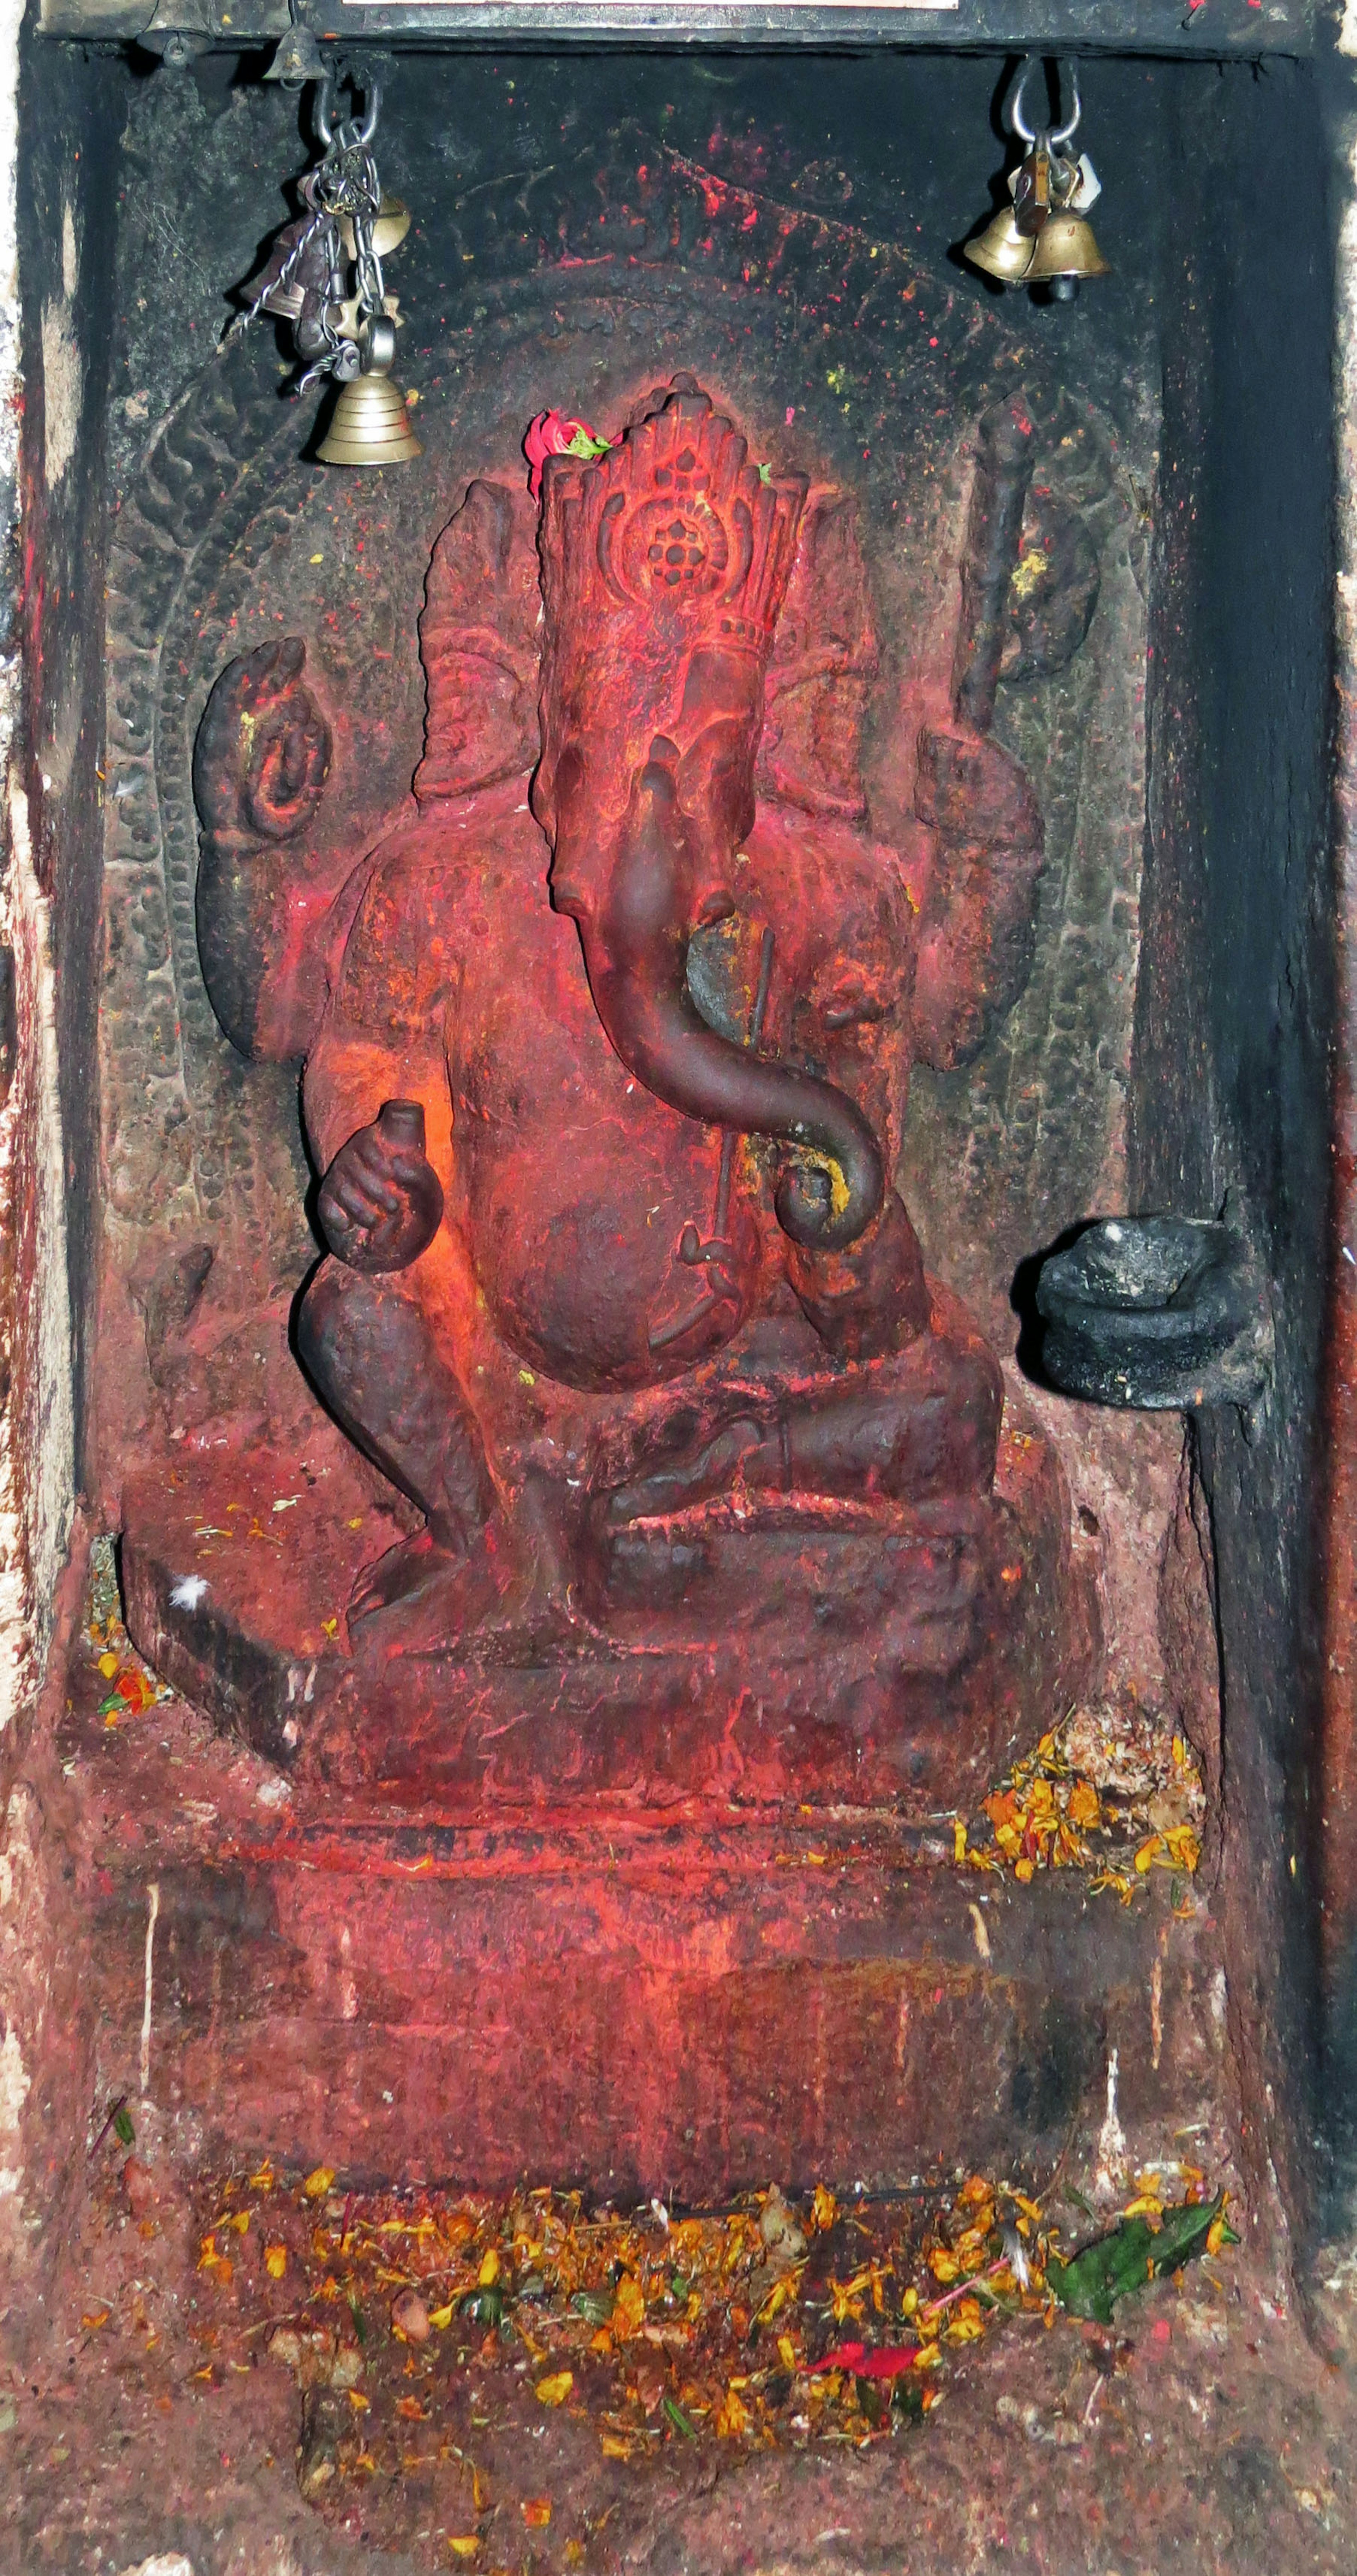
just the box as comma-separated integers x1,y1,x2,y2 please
523,408,609,500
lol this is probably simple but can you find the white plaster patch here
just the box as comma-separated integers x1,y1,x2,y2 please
140,1881,159,2098
60,198,77,299
115,2558,198,2576
40,293,81,487
222,2543,301,2576
0,786,76,1727
1341,0,1357,54
0,2018,30,2136
1093,2045,1128,2199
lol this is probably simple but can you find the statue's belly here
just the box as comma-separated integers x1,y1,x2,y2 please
457,943,760,1393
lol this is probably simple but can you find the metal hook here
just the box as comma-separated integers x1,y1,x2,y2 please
1008,56,1081,148
1051,62,1082,149
1008,58,1040,143
313,75,379,151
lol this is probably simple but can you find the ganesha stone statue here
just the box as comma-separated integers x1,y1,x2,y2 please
190,374,1079,1805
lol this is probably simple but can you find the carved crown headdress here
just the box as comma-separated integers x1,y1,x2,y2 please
534,379,809,817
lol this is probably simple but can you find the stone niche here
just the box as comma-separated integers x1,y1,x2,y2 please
70,46,1327,2204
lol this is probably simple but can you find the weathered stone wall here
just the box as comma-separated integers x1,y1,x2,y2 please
1133,57,1340,2268
0,13,120,2318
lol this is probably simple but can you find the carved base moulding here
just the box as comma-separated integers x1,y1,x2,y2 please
85,1822,1218,2196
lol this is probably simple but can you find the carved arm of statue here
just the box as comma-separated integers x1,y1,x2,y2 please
193,638,336,1064
911,722,1045,1071
317,1100,445,1274
302,943,451,1281
911,398,1047,1072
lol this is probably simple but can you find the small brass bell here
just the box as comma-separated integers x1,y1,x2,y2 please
1022,209,1110,298
965,205,1036,286
339,194,411,261
263,19,327,83
317,317,421,467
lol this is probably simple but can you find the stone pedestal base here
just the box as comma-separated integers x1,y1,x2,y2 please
103,1390,1128,2194
86,1790,1222,2198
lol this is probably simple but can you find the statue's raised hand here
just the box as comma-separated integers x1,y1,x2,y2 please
318,1101,445,1275
194,638,333,1061
911,719,1044,1072
193,637,331,845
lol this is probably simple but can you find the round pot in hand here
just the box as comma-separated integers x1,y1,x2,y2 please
318,1099,445,1274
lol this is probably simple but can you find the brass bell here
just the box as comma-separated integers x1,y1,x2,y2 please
263,19,327,83
965,205,1036,286
316,318,421,467
339,195,411,261
1022,208,1110,297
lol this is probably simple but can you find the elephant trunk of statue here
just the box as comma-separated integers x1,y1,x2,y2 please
555,740,885,1254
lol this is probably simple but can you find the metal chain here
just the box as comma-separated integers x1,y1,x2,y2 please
241,76,388,390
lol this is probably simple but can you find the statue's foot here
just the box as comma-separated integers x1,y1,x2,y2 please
349,1528,457,1626
349,1529,595,1661
607,1338,1000,1528
607,1415,766,1526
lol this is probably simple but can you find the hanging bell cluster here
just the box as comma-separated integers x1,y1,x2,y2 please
237,73,421,466
966,59,1109,303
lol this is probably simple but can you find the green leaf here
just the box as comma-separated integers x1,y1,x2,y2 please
1048,2192,1231,2326
857,2377,890,2428
1048,2218,1154,2324
662,2394,697,2438
1147,2190,1236,2276
112,2107,135,2148
570,2289,614,2327
462,2287,504,2327
348,2295,367,2345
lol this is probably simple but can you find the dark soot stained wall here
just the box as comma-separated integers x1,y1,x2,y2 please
1134,58,1339,2221
17,30,122,1496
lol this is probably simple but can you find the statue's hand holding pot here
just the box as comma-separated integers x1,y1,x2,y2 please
319,1100,445,1274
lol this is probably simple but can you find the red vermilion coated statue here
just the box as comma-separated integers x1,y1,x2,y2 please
193,376,1058,1791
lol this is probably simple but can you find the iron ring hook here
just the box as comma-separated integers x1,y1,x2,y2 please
1051,60,1082,149
1008,57,1040,143
313,75,379,151
1008,55,1081,147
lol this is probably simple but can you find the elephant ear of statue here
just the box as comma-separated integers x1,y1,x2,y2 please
757,488,879,824
415,479,542,802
